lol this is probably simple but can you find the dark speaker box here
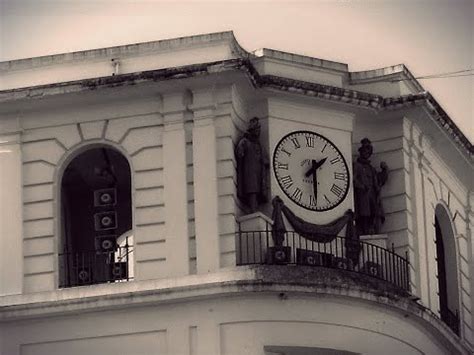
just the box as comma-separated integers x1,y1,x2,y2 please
332,256,354,270
95,235,118,253
110,262,128,280
94,211,117,231
76,266,92,284
296,249,332,267
94,188,117,207
362,261,382,277
267,246,291,264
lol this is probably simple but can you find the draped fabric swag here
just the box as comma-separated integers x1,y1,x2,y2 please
271,196,360,263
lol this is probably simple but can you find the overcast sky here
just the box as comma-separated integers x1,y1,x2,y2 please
1,0,472,142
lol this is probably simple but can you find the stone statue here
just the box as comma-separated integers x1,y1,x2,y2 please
353,138,388,236
236,117,268,213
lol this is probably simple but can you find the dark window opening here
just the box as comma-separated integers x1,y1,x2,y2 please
59,146,133,287
435,215,460,335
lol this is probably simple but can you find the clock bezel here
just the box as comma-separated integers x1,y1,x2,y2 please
272,130,350,212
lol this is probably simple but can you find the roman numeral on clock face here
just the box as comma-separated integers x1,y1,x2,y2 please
305,136,315,148
291,138,300,149
330,184,343,197
276,162,289,170
309,195,317,206
280,175,293,189
291,188,302,202
330,157,341,164
334,172,347,181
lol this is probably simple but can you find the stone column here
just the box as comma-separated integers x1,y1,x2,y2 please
196,319,219,355
409,140,429,303
0,133,23,295
162,93,190,277
420,149,437,312
192,90,220,274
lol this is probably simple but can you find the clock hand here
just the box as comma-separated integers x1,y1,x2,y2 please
304,159,317,177
305,158,326,178
303,160,318,200
313,157,327,170
313,167,318,203
306,160,318,201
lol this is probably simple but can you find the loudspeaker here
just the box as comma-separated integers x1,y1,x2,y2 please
110,262,128,280
95,235,117,253
94,211,117,231
267,246,291,264
94,188,117,207
76,266,92,284
362,261,382,277
332,256,354,270
296,249,332,267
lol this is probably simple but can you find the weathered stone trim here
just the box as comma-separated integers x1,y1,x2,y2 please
0,265,471,353
1,59,471,160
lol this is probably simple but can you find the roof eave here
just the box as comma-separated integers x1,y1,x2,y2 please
0,59,471,161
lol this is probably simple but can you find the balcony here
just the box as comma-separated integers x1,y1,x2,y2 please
59,243,133,288
236,230,410,292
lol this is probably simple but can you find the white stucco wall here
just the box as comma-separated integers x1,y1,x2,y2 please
0,133,23,296
402,118,473,345
0,288,465,355
4,80,254,292
353,112,473,347
20,97,165,291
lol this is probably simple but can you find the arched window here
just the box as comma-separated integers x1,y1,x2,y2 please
59,146,133,287
434,204,460,335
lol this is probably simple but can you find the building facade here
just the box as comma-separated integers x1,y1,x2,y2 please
0,32,472,354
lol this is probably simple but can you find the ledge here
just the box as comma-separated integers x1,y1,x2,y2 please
0,265,464,343
1,264,471,352
0,265,411,317
0,31,242,71
0,58,471,160
253,48,348,72
0,265,470,354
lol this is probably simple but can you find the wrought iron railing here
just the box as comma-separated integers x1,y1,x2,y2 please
59,243,133,288
441,307,460,335
236,230,410,291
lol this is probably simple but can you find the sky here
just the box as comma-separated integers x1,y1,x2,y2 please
0,0,472,142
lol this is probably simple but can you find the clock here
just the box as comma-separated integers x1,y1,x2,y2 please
273,130,350,211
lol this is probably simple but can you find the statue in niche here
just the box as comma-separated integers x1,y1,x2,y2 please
236,117,268,213
353,138,389,236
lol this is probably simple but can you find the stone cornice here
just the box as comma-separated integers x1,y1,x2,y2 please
350,64,425,93
0,266,470,354
0,31,241,71
0,58,471,161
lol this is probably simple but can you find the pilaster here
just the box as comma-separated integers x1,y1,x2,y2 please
407,134,428,302
162,92,190,277
191,90,220,274
0,132,23,295
196,318,219,355
418,147,438,312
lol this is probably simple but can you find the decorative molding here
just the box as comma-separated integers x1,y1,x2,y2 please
0,31,242,72
0,266,471,353
1,58,471,161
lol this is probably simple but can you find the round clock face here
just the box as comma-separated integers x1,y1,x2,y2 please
273,131,350,211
